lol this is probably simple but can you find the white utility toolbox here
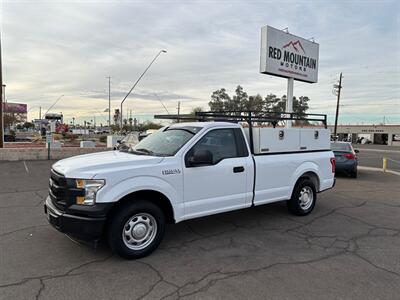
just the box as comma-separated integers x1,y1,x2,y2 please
244,127,331,154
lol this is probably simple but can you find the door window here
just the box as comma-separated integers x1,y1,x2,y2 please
186,129,239,165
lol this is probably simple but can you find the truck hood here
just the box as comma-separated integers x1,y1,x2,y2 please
52,150,164,178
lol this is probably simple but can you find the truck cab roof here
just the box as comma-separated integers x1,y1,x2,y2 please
168,122,240,130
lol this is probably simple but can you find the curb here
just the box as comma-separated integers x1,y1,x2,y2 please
358,166,400,176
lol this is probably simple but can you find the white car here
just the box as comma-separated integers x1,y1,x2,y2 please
45,114,335,259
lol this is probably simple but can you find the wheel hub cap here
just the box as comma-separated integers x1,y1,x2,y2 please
132,223,147,239
299,186,313,210
122,213,157,250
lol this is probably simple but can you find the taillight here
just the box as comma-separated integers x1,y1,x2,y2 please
330,157,336,173
343,153,355,160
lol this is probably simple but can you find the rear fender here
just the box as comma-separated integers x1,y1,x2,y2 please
290,162,321,194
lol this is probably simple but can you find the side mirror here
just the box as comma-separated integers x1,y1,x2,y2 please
188,149,213,167
354,149,359,153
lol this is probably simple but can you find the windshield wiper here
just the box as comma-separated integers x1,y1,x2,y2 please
132,148,154,155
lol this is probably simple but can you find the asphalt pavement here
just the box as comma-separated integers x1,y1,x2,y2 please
0,160,399,300
355,146,400,172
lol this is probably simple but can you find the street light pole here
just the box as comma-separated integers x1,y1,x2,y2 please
107,76,111,129
120,50,167,129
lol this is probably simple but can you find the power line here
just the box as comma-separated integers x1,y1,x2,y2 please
153,93,170,114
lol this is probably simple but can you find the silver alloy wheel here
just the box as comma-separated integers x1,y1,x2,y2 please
298,186,314,210
122,213,157,250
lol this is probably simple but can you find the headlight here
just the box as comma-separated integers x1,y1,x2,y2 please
75,179,105,205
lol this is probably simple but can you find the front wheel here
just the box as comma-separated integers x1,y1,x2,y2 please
107,200,165,259
287,179,316,216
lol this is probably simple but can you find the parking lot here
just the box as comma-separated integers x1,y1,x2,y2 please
1,160,399,300
355,145,400,172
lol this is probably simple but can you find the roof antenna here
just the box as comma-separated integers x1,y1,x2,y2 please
308,37,315,43
282,27,289,33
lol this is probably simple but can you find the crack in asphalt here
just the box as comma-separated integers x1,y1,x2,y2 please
1,177,399,299
0,254,114,292
35,279,45,300
154,200,400,299
158,228,400,299
160,250,349,300
134,259,180,300
0,224,49,237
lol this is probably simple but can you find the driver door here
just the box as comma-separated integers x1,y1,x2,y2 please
183,128,251,219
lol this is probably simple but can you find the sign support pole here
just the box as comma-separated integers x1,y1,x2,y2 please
286,77,294,128
46,132,52,160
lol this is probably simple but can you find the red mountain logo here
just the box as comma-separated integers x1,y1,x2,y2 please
283,40,305,54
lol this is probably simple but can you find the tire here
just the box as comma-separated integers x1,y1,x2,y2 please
287,178,316,216
107,200,165,259
350,167,358,178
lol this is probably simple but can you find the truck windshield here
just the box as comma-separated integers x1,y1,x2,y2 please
126,126,201,156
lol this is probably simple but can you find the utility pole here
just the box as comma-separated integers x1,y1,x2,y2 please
177,101,181,123
333,73,343,140
107,76,111,129
0,31,4,148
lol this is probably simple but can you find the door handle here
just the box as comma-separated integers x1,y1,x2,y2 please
233,166,245,173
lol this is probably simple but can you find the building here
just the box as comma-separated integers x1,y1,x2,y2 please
329,125,400,146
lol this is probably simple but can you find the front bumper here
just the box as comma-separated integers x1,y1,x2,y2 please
44,196,111,241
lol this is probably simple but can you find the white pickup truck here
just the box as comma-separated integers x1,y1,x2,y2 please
44,112,336,259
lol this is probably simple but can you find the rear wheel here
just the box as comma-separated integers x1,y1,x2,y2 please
107,200,165,259
287,179,316,216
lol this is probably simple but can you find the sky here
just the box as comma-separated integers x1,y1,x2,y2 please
1,0,399,125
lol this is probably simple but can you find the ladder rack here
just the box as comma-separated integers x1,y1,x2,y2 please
154,111,327,128
154,111,328,154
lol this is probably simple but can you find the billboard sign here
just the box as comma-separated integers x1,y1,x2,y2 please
2,102,28,114
260,26,319,83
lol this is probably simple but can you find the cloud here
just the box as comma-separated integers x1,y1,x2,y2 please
2,0,399,124
85,89,198,101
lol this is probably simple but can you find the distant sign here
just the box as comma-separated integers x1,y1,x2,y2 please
46,133,52,144
2,102,28,114
260,26,319,83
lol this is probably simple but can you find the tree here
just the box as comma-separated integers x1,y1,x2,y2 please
24,122,35,129
209,87,310,122
231,85,248,111
264,94,282,112
3,114,18,130
244,94,264,112
209,88,231,111
295,96,310,116
113,109,120,125
137,121,163,132
190,106,203,116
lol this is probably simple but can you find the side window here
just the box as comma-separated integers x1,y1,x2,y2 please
186,129,239,165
